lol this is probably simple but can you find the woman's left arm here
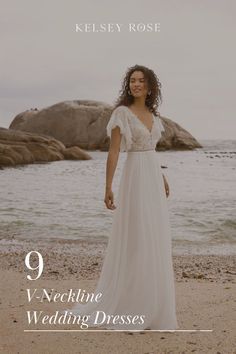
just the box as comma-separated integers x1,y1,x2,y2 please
162,173,170,198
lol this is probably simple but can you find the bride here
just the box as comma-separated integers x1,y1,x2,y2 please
63,64,179,331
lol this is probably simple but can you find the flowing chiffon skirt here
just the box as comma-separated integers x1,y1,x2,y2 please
64,150,178,330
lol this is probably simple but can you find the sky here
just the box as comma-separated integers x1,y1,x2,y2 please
1,0,235,140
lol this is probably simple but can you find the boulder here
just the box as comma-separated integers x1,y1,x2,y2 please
9,100,202,151
0,127,92,168
63,146,92,160
153,116,202,151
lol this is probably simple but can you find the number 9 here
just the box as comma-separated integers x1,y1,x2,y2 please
25,251,44,280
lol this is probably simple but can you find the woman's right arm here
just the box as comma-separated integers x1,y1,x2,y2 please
104,126,121,210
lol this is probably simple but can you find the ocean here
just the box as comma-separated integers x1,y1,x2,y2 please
0,139,235,255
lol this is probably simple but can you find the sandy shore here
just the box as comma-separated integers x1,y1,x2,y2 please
0,239,235,354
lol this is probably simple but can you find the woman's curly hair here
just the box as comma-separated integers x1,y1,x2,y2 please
112,64,162,116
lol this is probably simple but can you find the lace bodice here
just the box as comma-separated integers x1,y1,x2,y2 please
106,105,165,152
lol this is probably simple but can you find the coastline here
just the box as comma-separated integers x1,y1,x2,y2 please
0,239,235,353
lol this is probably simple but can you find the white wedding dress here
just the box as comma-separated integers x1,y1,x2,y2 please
63,105,179,330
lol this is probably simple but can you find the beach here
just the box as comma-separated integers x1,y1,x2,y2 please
0,239,235,354
1,0,236,351
1,140,235,353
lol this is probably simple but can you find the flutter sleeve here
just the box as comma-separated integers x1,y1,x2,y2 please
152,114,165,144
158,116,165,133
106,106,132,152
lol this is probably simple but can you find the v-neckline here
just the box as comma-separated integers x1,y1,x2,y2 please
125,106,154,134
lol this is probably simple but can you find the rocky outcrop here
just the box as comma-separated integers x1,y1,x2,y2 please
9,100,112,150
152,116,202,151
9,100,202,151
0,127,92,168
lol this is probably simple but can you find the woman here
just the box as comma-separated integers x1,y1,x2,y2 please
64,64,179,331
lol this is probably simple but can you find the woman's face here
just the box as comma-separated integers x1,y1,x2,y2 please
129,71,148,98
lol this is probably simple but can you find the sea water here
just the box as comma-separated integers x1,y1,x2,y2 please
0,139,235,255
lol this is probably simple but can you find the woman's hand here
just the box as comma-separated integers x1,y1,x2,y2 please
162,174,170,198
104,188,116,210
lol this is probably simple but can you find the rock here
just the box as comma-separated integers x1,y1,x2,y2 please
9,99,202,151
0,127,92,168
156,116,202,151
63,146,92,160
10,100,111,150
